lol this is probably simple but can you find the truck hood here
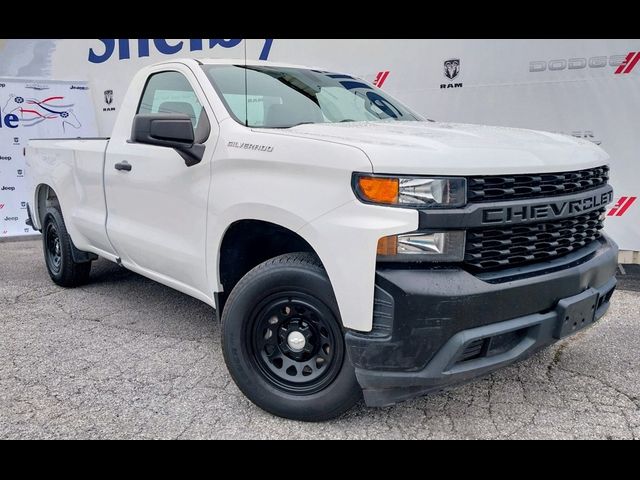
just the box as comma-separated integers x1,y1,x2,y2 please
261,121,608,175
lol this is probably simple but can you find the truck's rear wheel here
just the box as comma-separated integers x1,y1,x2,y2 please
42,206,92,287
221,253,361,421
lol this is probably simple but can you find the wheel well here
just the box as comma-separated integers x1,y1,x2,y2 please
217,220,317,316
36,184,59,227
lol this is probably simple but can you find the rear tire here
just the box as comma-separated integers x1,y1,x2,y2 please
42,206,92,287
221,252,362,421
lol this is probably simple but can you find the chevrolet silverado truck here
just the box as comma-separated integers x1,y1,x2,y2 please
26,58,618,421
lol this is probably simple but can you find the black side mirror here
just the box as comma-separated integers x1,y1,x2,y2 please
131,114,205,167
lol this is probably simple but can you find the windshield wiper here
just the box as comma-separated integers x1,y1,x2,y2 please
271,122,317,129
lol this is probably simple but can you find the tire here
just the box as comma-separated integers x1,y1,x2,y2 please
221,252,362,421
42,206,92,287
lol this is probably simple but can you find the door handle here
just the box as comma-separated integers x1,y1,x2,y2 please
114,161,132,172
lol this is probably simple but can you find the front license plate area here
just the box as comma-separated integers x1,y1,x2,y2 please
554,288,599,339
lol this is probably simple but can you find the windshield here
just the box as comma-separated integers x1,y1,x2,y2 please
202,65,422,128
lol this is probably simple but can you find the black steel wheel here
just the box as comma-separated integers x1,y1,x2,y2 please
44,222,62,275
221,253,361,421
250,292,344,395
41,206,92,287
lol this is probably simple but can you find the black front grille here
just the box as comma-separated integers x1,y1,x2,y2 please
464,208,605,270
467,166,609,202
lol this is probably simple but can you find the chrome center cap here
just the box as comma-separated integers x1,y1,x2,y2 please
287,331,306,352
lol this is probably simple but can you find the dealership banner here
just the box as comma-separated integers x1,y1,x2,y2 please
0,39,637,250
0,78,98,238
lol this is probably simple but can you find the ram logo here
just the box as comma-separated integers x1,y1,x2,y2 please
444,59,460,80
441,58,463,89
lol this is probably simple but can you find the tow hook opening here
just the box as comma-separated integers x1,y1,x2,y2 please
456,327,530,364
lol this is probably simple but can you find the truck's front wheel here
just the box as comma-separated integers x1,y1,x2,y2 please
221,253,361,421
42,206,92,287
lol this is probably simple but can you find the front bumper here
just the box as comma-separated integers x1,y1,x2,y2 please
346,236,618,407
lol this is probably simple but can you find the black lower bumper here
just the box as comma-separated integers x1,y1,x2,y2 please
346,236,618,407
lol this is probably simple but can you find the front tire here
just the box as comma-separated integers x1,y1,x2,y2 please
221,253,361,421
42,206,92,287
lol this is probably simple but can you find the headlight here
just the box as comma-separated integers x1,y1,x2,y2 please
353,173,466,208
377,231,466,262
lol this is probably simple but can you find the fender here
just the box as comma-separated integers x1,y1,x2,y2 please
207,204,312,292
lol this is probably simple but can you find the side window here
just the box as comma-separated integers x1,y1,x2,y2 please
138,71,205,130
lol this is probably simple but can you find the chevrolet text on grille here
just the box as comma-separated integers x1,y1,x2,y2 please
481,189,614,224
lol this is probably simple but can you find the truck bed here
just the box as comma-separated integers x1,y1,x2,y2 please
26,138,113,257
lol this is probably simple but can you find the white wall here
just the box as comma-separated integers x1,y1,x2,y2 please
0,39,638,249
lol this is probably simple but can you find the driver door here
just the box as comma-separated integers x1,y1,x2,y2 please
104,67,218,299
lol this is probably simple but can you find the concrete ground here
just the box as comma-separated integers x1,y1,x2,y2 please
1,239,639,439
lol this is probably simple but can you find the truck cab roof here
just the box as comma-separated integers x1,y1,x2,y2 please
148,57,355,76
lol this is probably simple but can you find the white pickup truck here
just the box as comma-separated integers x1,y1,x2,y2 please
26,58,618,421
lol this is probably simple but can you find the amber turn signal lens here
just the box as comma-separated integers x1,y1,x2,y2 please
377,235,398,256
357,177,399,204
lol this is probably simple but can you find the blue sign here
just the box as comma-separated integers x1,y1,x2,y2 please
88,39,273,63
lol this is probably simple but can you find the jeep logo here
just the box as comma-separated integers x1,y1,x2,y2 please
1,186,16,191
0,155,11,161
4,216,18,221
